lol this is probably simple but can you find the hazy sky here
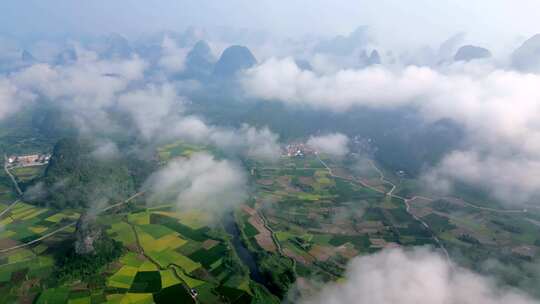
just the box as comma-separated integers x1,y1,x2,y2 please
2,0,539,49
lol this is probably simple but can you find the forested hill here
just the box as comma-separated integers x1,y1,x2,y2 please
38,137,152,209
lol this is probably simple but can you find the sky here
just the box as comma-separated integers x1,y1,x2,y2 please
2,2,540,302
1,0,539,50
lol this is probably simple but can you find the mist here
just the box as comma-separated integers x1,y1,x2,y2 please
298,247,538,304
143,152,247,216
1,2,540,302
2,0,540,53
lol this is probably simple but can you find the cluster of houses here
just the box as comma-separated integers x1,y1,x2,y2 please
6,153,51,168
283,143,316,158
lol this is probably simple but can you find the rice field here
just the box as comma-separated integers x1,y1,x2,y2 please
0,188,266,303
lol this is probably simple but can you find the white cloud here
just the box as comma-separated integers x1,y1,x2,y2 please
115,84,281,162
158,36,189,73
144,152,247,214
1,48,281,165
209,124,282,162
6,57,281,163
7,54,146,133
242,58,435,111
300,247,537,304
12,57,146,108
423,151,540,204
0,78,34,120
307,133,349,158
243,58,540,204
168,118,282,162
117,83,183,139
90,141,120,160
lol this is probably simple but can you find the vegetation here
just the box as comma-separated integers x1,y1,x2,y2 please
53,232,123,283
36,137,153,209
0,112,539,303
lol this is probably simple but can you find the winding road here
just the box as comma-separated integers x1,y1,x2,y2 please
316,153,532,261
315,153,451,261
257,210,284,256
0,191,145,253
126,217,199,303
3,156,22,196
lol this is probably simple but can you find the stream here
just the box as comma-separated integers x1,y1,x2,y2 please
223,212,267,287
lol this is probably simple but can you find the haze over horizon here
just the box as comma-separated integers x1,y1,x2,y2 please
2,0,540,51
1,2,540,304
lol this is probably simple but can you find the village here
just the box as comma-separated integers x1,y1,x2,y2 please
4,153,51,169
283,142,316,158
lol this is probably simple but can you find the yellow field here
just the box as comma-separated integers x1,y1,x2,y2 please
138,260,158,271
105,294,123,303
29,226,48,234
0,217,13,226
108,222,136,245
107,265,138,289
0,230,15,238
21,209,48,220
174,266,205,288
10,203,32,214
7,249,35,263
147,250,200,273
135,226,186,253
128,212,150,225
67,297,91,304
45,212,80,223
120,252,145,268
160,269,181,288
120,293,154,304
10,203,41,220
176,210,210,229
152,234,187,251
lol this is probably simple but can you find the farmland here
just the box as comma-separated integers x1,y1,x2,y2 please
238,152,540,298
0,141,278,304
1,137,540,302
236,153,441,296
0,194,277,303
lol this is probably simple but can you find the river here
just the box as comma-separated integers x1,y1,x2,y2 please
223,212,267,286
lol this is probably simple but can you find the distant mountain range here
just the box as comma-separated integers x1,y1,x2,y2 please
454,45,492,62
314,26,371,56
359,49,381,66
184,40,215,78
512,34,540,72
213,45,257,77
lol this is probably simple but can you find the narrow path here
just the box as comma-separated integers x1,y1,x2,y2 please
453,198,527,214
367,159,396,196
0,222,76,253
254,205,297,272
257,210,284,256
315,154,452,261
0,199,20,218
316,154,388,196
402,198,451,261
3,155,22,196
0,191,145,253
258,210,298,272
126,217,198,303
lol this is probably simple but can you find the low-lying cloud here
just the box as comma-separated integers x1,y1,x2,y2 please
242,58,540,204
307,133,349,158
144,152,247,214
0,51,282,163
0,77,34,120
423,151,540,205
117,83,183,139
116,83,281,162
7,53,146,133
300,247,537,304
158,36,189,73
